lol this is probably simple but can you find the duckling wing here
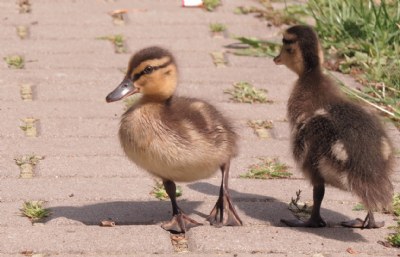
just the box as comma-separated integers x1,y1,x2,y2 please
161,96,238,156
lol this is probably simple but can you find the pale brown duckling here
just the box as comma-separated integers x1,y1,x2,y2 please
273,25,394,228
106,46,242,233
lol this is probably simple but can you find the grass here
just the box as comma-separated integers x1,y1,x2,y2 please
234,1,307,26
4,55,24,69
226,37,281,58
240,157,291,179
387,221,400,247
21,201,51,222
203,0,221,11
307,0,400,125
224,82,271,104
209,23,226,33
97,34,127,54
383,193,400,247
150,180,183,201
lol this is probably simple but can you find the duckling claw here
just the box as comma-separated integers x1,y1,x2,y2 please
161,214,202,233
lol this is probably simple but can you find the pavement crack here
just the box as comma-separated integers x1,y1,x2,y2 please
170,233,190,253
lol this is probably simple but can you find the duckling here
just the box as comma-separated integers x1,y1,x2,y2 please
106,46,242,233
273,25,394,228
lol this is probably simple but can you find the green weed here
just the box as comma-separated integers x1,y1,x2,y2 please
227,37,281,58
387,220,400,247
4,55,24,69
352,203,365,211
97,34,127,54
240,157,291,179
21,201,51,221
203,0,221,11
209,23,226,33
225,82,271,104
288,190,312,221
150,181,182,201
234,0,307,26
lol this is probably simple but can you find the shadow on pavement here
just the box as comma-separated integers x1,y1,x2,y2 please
188,181,367,242
46,200,202,226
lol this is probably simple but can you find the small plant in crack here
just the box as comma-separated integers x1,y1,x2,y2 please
4,55,25,69
225,82,272,104
203,0,221,11
150,180,182,201
21,201,51,222
240,157,291,179
15,155,44,178
248,119,273,139
97,34,127,54
288,190,312,221
210,23,226,33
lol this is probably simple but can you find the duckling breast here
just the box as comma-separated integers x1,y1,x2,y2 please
118,98,237,182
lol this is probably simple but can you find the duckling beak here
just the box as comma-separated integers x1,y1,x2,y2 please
273,54,282,65
106,78,139,103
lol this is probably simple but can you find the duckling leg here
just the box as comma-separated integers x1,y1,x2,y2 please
341,211,384,229
207,161,243,227
281,184,327,227
161,180,202,233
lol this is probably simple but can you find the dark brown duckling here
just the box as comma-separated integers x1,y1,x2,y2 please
273,25,394,229
106,46,242,233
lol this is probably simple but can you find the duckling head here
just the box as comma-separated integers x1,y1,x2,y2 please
273,25,324,75
106,46,177,102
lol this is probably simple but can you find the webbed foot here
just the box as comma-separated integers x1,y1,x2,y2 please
281,217,326,228
341,216,384,229
207,194,242,227
161,213,202,233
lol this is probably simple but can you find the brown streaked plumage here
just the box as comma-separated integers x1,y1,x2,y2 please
274,25,394,229
106,46,242,233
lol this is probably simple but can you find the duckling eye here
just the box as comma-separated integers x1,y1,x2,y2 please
143,66,154,74
285,47,294,54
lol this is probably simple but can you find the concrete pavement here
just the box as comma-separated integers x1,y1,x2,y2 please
0,0,399,256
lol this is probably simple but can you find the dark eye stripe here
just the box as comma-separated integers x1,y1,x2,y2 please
132,59,173,81
283,38,296,45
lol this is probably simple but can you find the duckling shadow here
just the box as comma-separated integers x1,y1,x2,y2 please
188,182,367,242
45,200,202,226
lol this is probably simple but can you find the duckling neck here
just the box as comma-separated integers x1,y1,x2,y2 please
142,94,174,103
299,65,322,80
